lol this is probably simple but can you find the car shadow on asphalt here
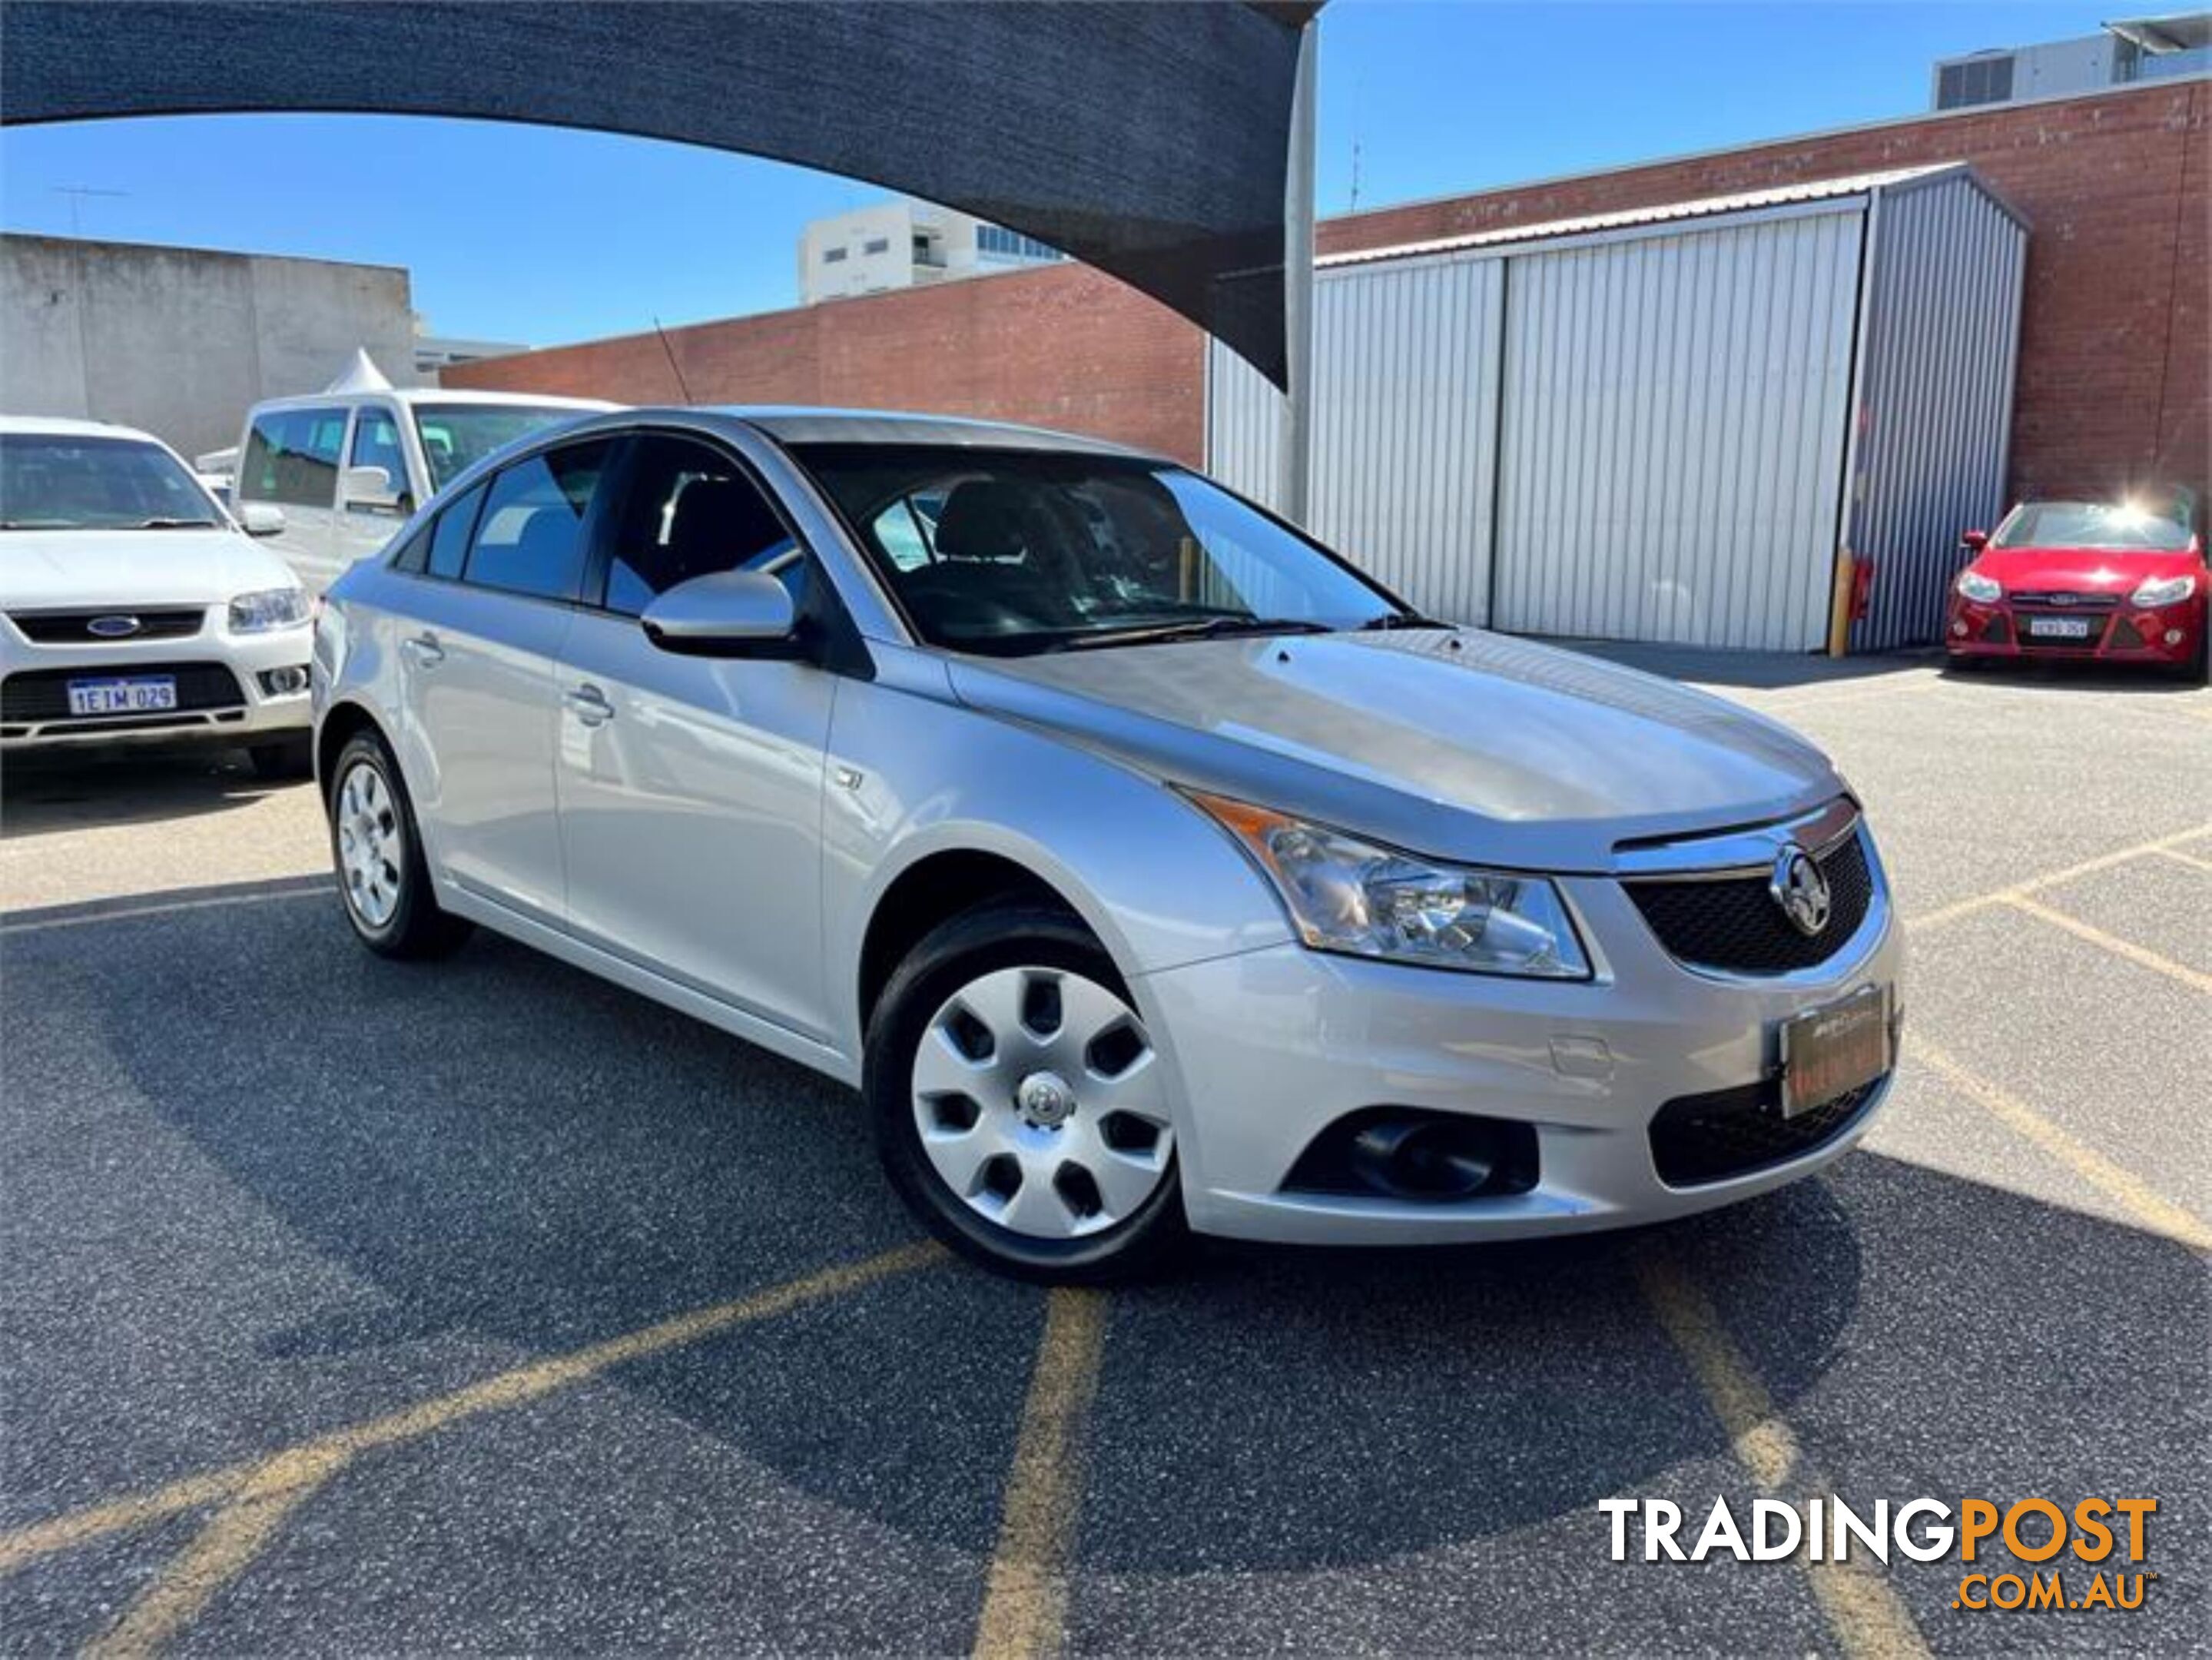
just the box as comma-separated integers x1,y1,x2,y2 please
0,747,307,837
1939,658,2209,695
8,884,2204,1605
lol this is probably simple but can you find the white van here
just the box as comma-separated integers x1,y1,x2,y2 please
225,383,612,589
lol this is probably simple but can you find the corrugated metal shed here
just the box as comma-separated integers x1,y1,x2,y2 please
1209,163,2028,652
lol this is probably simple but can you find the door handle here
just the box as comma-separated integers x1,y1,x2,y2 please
401,632,445,667
563,684,615,726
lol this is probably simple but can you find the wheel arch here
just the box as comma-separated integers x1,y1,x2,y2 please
856,847,1093,1040
316,698,386,795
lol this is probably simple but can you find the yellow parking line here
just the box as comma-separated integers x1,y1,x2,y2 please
2001,893,2212,995
0,885,330,935
1903,823,2212,932
2154,845,2212,876
1636,1256,1930,1659
1909,1040,2212,1252
83,1450,349,1660
0,1243,940,1576
971,1288,1109,1660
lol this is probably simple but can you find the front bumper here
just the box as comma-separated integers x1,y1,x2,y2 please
1137,846,1904,1245
1946,595,2204,666
0,613,313,750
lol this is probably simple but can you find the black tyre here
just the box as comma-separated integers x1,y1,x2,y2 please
247,735,313,780
327,729,473,960
864,902,1187,1283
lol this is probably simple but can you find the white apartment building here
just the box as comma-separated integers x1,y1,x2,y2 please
797,201,1061,304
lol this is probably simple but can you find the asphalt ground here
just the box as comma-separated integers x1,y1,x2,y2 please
2,649,2207,1657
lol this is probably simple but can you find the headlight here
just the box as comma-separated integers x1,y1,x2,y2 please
228,586,310,632
1954,570,2002,604
2129,573,2198,608
1185,791,1591,978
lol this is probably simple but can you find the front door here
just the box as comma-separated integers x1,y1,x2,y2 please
396,437,614,924
553,433,836,1041
333,401,418,576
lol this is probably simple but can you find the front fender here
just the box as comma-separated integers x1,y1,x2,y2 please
822,659,1293,1060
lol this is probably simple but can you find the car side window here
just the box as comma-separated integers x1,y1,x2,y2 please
461,441,612,603
426,483,486,579
600,435,801,617
239,406,347,508
346,407,415,515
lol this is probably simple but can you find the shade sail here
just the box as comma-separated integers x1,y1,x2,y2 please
2,0,1318,386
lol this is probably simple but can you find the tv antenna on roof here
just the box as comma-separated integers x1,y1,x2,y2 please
52,184,126,237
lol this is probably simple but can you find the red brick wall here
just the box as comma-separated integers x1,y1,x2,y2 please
443,261,1209,463
449,81,2207,501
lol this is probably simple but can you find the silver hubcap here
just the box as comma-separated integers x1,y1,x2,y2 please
912,965,1173,1240
336,759,404,928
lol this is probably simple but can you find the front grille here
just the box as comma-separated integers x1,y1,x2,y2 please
0,661,245,724
1650,1074,1885,1187
8,607,204,643
2008,591,2118,611
1625,831,1874,975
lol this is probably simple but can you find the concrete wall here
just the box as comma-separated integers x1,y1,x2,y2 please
449,78,2208,510
1,235,419,460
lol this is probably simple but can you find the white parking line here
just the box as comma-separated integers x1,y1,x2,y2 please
0,885,330,935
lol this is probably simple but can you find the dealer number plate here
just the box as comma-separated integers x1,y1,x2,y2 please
1778,986,1891,1119
2025,616,2093,640
66,676,178,717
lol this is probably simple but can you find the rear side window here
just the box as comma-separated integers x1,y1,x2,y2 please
600,435,799,616
462,441,612,602
239,407,347,507
420,484,486,579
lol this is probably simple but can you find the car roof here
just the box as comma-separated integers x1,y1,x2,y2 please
714,407,1163,460
0,413,170,443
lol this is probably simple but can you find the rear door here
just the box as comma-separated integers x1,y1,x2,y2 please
235,404,350,590
394,436,614,926
552,431,837,1040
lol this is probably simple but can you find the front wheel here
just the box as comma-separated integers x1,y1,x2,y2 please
864,903,1186,1283
327,729,472,960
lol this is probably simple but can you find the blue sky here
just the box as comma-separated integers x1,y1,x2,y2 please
0,2,2114,347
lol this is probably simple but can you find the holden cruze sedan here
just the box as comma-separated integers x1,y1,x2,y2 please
2,416,314,775
312,407,1902,1280
1947,496,2207,679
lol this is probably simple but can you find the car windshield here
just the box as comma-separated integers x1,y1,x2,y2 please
413,404,592,493
0,433,222,532
1992,501,2195,553
788,443,1404,655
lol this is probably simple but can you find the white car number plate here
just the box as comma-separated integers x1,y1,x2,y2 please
2025,616,2092,640
67,676,179,716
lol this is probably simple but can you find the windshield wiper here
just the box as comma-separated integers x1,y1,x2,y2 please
134,517,220,530
1356,610,1450,631
1059,616,1336,651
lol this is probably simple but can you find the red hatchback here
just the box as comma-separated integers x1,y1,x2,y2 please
1947,497,2207,679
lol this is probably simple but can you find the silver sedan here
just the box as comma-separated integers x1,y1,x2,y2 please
313,408,1902,1280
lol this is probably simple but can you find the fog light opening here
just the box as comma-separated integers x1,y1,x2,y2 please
259,665,310,696
1283,1107,1539,1203
2164,629,2185,646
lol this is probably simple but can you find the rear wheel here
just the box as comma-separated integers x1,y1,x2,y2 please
327,729,472,960
865,903,1186,1282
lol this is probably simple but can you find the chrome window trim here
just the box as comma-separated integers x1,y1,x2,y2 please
1610,795,1861,881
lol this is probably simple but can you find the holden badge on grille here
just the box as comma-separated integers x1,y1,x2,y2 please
1768,842,1832,938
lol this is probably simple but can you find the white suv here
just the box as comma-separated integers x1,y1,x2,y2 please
1,416,315,776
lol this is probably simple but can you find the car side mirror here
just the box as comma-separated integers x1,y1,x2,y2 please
239,502,286,537
641,569,803,658
341,464,401,511
1959,529,1988,552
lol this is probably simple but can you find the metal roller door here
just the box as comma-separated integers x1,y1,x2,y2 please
1491,209,1865,651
